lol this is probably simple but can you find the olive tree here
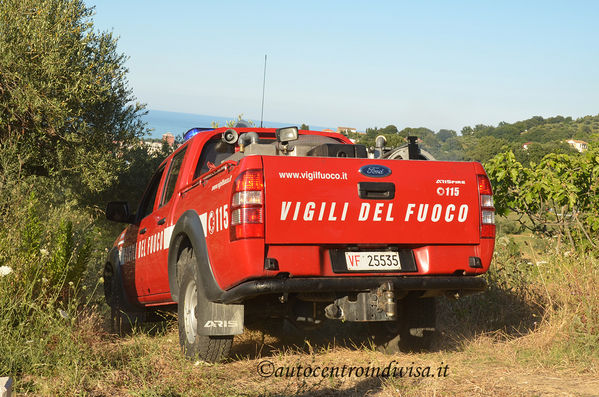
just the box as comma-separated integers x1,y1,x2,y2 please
0,0,147,201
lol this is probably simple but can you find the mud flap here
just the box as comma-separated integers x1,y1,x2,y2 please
198,301,244,336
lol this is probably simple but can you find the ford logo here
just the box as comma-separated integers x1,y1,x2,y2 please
359,164,392,178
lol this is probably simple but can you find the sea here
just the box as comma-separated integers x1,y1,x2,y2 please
143,109,330,139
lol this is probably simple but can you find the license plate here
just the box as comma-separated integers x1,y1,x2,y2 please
344,251,401,271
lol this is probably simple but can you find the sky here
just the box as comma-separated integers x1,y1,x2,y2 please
88,1,599,132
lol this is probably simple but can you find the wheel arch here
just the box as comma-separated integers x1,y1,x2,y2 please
167,210,225,303
104,247,144,313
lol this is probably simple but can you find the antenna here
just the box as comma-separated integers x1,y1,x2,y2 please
260,54,267,128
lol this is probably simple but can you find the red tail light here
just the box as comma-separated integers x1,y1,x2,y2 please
234,170,263,191
230,170,264,240
477,174,495,238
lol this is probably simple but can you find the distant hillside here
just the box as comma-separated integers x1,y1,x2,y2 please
145,111,599,165
351,114,599,164
465,115,599,143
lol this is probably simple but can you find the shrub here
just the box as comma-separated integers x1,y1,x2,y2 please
0,148,97,380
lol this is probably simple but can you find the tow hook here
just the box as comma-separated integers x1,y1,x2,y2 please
324,302,341,319
324,282,397,322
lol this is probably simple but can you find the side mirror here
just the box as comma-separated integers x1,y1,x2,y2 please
106,201,133,223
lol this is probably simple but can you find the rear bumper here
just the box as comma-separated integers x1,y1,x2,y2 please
216,276,486,303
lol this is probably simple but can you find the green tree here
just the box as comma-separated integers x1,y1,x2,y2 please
512,141,578,166
437,136,464,161
485,149,599,248
0,0,146,201
436,129,456,142
463,136,509,162
300,123,310,130
461,126,473,136
380,124,398,135
101,143,168,209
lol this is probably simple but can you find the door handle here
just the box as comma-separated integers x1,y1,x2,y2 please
157,218,166,225
139,228,147,235
358,182,395,200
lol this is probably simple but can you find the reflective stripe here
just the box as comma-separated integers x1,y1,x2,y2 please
199,212,207,237
163,225,174,249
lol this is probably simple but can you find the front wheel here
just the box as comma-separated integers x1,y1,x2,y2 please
177,248,233,363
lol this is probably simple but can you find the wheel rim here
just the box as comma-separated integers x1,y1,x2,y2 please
183,278,198,344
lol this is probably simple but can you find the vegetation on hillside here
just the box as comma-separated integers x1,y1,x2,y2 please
0,0,151,204
0,0,167,388
353,114,599,164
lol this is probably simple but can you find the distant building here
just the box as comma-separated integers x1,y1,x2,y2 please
522,142,533,150
162,133,175,146
139,133,177,155
337,126,357,134
322,128,335,133
144,141,163,154
566,139,588,152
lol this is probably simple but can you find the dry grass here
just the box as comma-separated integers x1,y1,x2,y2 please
24,323,598,397
19,300,599,397
9,235,599,396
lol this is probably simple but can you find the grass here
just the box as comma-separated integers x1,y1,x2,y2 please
2,217,599,395
6,313,599,396
19,322,596,396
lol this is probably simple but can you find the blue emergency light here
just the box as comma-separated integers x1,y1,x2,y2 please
183,127,213,141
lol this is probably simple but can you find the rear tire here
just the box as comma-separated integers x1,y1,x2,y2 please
177,248,233,363
371,296,436,353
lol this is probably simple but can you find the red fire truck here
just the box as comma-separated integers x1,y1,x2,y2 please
105,126,495,362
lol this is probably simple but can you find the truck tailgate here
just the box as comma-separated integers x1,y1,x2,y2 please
262,156,480,245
